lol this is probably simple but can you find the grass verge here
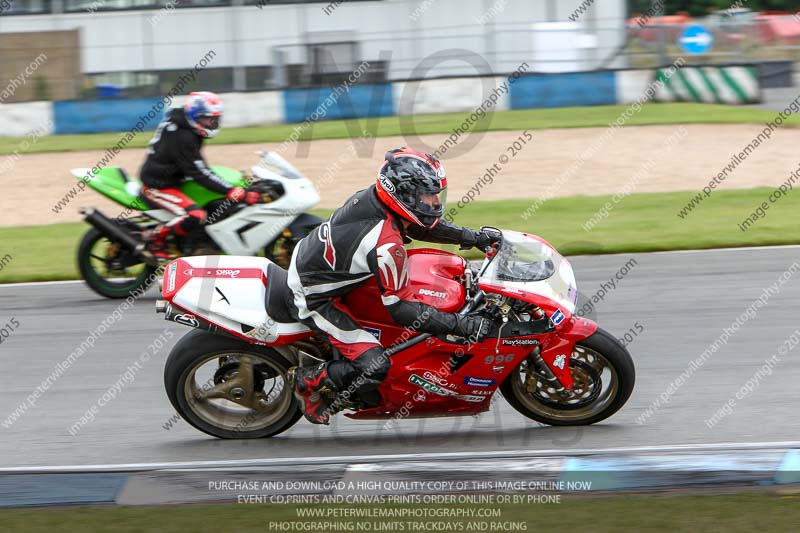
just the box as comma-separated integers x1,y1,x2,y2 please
2,492,800,532
1,103,796,155
0,186,796,284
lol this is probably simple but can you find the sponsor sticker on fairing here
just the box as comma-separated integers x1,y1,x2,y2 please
463,377,496,388
364,327,381,341
551,309,565,326
553,354,567,370
167,262,177,292
423,371,449,385
410,374,457,396
456,395,486,403
418,288,447,299
501,339,539,346
174,314,200,328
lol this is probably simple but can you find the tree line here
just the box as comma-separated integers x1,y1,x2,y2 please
630,0,800,17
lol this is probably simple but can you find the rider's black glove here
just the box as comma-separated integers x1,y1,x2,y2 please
451,314,492,343
474,230,502,252
460,230,501,252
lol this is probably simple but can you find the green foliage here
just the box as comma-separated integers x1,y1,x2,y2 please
2,493,800,532
629,0,800,17
3,186,800,283
2,103,799,156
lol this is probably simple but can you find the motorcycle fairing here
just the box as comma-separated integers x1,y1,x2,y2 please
70,166,247,210
74,154,320,256
342,248,467,325
162,256,312,345
203,163,320,256
476,229,588,390
537,316,598,390
345,333,545,419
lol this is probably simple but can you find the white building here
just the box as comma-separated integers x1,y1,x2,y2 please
0,0,627,91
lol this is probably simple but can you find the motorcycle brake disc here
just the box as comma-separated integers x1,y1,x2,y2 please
532,359,602,410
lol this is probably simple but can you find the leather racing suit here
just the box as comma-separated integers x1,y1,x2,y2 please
287,185,487,404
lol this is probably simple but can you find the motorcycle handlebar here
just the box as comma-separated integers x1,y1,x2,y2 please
384,290,486,358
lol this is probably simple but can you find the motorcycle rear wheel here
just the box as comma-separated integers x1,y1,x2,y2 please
77,227,157,299
164,329,302,439
500,327,635,426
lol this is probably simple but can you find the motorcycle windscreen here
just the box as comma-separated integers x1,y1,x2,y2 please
479,230,578,314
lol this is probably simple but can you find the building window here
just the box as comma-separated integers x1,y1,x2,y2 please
62,0,235,13
63,1,159,12
170,0,232,7
0,0,52,15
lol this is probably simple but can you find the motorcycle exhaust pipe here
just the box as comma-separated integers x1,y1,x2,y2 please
157,300,235,340
80,208,156,265
156,300,215,331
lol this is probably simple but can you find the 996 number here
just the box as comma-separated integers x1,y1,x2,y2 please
484,354,515,365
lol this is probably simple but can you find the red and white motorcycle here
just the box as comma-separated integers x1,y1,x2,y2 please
156,228,635,439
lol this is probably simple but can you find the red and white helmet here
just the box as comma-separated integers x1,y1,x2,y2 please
183,91,223,138
375,147,447,229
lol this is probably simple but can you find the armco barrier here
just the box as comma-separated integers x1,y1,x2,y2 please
54,98,166,134
509,71,617,109
615,70,653,106
393,77,512,116
654,65,760,104
221,90,284,127
283,83,395,124
11,66,766,138
0,101,54,137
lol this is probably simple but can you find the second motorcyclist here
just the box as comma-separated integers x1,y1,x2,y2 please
140,91,261,260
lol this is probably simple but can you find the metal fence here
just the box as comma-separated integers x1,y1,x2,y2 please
5,10,800,102
627,13,800,66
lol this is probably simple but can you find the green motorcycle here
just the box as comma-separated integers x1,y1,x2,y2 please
73,151,322,298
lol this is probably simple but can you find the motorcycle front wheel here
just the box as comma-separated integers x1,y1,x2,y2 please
164,329,302,439
500,327,635,426
264,233,296,269
265,213,323,268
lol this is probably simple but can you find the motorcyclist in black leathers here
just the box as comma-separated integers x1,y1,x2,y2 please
140,91,260,259
288,147,500,424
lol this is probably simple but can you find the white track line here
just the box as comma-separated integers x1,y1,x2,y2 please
2,441,798,474
0,279,84,288
568,244,800,259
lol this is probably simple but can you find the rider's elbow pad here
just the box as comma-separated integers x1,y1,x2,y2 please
386,300,457,335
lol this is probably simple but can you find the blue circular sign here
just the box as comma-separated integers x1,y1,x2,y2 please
679,25,714,54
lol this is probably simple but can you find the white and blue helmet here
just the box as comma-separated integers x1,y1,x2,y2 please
183,91,222,138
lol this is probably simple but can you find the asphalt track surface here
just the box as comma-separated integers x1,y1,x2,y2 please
1,246,799,468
